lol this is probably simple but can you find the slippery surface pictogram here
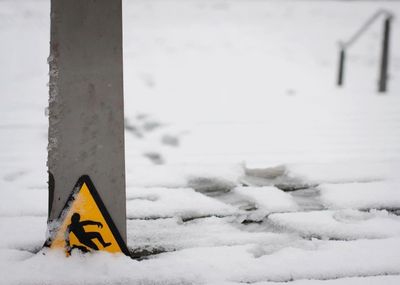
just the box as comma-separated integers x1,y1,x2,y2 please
46,175,129,256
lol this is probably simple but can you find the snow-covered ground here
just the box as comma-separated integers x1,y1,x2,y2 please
1,0,400,284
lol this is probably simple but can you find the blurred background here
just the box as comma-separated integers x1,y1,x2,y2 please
0,0,400,191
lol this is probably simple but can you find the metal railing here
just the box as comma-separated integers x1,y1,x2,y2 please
337,10,394,93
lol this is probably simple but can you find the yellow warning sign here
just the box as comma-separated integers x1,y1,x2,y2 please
46,176,129,256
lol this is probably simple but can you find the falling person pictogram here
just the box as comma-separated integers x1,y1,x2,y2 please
66,212,112,252
47,176,129,255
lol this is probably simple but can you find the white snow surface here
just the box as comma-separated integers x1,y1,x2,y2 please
2,238,400,284
127,216,295,252
1,0,400,284
319,181,400,210
233,186,298,217
126,187,238,219
269,209,400,240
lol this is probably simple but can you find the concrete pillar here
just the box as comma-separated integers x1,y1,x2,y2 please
48,0,126,241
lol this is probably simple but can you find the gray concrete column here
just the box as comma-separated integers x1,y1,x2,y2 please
48,0,126,242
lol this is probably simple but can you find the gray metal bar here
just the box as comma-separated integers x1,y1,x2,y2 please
337,47,345,87
342,10,384,49
48,0,126,241
378,16,392,93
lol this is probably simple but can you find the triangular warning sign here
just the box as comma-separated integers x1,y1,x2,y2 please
46,175,129,256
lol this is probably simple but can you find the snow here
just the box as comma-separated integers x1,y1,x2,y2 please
126,187,238,219
286,162,400,184
0,216,46,250
1,0,400,283
2,238,400,284
148,238,400,282
127,216,294,252
252,275,400,285
233,186,298,213
126,162,243,188
319,181,400,210
0,189,47,217
269,209,400,240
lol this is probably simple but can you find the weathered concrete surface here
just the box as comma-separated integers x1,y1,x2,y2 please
48,0,126,241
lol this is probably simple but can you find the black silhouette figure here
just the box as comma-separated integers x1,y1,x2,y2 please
65,212,111,252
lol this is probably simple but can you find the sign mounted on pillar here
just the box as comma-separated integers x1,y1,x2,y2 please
47,0,128,255
46,176,130,255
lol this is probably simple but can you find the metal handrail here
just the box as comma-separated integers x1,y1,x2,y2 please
340,9,393,49
337,10,394,93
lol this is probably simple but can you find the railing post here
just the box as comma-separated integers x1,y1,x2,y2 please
336,10,395,93
337,47,346,87
378,15,392,93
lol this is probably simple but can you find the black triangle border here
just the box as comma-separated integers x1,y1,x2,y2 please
45,175,130,256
